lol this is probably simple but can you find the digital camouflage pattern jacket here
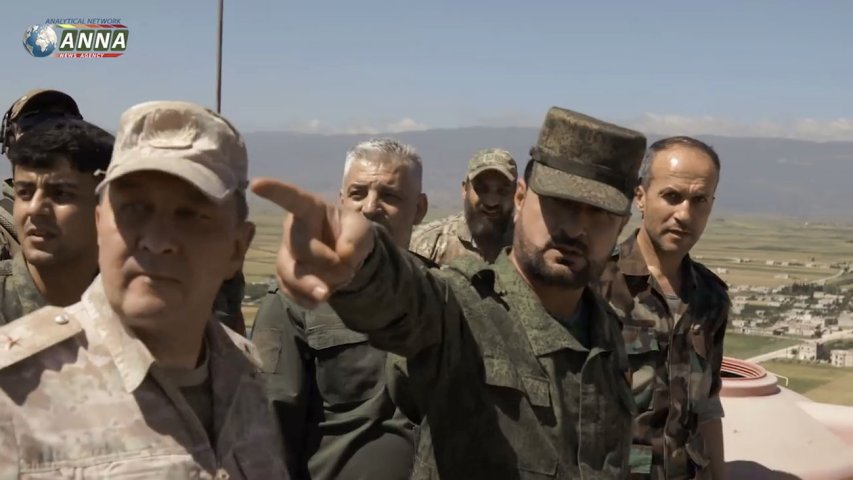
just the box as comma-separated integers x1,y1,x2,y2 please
330,227,636,479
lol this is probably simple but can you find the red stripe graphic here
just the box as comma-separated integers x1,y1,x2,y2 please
52,52,125,59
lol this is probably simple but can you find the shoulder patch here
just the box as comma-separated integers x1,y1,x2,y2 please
0,259,13,277
0,306,83,370
221,323,263,369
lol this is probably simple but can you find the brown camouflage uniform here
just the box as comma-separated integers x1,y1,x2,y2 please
329,228,637,479
409,211,513,265
0,276,288,478
595,231,729,479
409,148,516,265
0,253,47,325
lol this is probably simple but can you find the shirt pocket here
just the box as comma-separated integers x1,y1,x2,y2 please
482,357,558,477
622,324,659,411
22,455,201,479
307,326,386,406
688,325,714,408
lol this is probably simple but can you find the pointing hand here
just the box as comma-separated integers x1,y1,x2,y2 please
250,178,375,308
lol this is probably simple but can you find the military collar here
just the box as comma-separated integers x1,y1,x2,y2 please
492,251,622,357
12,253,48,311
75,276,242,394
455,212,514,255
616,229,699,295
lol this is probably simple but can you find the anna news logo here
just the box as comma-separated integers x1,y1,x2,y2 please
23,18,128,59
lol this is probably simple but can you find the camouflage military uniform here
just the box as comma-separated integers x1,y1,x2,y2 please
595,231,729,479
0,253,46,325
328,228,636,479
409,211,513,265
0,179,18,261
215,271,247,335
251,293,415,480
0,276,289,478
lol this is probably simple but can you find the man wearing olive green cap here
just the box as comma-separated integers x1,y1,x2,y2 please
0,89,84,261
252,105,647,478
0,100,288,478
410,148,516,264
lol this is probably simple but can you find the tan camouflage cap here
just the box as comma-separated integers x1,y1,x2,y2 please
466,148,517,182
96,101,248,203
527,106,646,215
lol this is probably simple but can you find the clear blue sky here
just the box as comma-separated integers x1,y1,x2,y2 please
3,0,853,139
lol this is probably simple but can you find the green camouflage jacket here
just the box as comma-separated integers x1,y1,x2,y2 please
329,227,636,479
595,231,729,479
409,212,512,265
251,294,415,480
0,276,288,479
0,253,47,325
0,178,19,261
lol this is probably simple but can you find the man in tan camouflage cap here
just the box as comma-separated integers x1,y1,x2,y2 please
410,148,516,264
0,101,288,478
251,105,645,478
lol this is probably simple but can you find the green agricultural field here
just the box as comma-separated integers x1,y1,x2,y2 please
243,305,259,330
242,212,853,293
620,217,853,287
724,333,800,360
759,360,853,406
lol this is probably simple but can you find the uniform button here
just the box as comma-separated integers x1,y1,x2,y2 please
215,468,230,480
54,314,69,325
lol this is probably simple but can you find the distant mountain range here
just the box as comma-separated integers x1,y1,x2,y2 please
244,128,853,219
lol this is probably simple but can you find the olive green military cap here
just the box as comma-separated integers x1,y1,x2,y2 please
466,148,517,182
97,101,248,203
2,89,82,154
7,89,81,122
527,106,646,215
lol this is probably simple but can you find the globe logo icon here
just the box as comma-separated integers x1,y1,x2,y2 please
22,25,58,58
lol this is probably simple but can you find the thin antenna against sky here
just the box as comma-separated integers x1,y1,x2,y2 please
216,0,224,113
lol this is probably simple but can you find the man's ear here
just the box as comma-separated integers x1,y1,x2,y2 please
229,221,255,278
95,203,103,248
635,184,646,216
414,193,428,225
513,180,527,222
618,214,630,234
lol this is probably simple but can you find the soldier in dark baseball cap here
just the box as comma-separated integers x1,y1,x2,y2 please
0,89,84,262
1,89,83,155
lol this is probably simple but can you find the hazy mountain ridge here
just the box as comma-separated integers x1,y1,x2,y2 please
244,128,853,218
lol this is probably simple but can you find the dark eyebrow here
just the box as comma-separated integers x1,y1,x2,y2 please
43,180,80,189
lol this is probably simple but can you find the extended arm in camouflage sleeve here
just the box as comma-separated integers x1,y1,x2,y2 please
330,226,457,360
250,292,311,477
